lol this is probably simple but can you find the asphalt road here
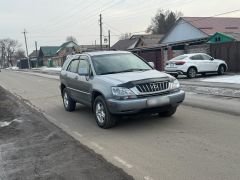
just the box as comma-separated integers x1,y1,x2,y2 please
1,70,240,180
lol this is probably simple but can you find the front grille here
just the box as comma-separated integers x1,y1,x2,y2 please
136,81,169,93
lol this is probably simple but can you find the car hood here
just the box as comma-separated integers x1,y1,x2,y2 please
98,70,171,85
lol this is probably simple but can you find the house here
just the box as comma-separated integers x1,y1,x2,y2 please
38,46,59,66
160,17,240,45
28,50,39,67
52,41,80,66
111,34,164,50
79,44,109,52
208,32,240,43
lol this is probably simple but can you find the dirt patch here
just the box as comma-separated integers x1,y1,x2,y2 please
0,87,133,180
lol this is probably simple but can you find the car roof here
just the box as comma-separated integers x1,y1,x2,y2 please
83,50,130,56
180,53,207,57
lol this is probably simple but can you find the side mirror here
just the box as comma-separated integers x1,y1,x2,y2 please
210,57,214,60
148,61,155,68
78,68,89,76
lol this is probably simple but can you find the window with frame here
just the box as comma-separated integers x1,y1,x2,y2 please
201,54,212,60
78,56,90,74
190,55,203,60
67,59,79,73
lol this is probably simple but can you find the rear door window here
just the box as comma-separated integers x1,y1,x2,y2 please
190,55,203,60
201,54,212,60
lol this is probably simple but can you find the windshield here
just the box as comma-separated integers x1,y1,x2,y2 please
91,53,152,75
172,55,188,60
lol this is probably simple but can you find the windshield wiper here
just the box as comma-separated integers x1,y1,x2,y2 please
99,71,122,75
99,69,149,75
118,68,150,73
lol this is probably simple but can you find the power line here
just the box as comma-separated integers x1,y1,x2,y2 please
180,9,240,24
29,0,99,32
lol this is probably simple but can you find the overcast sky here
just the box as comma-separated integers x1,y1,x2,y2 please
0,0,240,53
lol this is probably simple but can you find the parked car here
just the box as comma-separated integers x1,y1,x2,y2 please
60,51,185,128
165,53,228,78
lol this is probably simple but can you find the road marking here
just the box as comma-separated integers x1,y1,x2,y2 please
90,141,104,150
144,176,154,180
113,156,133,169
73,131,83,138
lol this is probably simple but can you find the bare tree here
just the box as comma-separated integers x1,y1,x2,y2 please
14,49,26,59
119,33,132,40
66,36,78,43
0,38,21,67
147,9,183,34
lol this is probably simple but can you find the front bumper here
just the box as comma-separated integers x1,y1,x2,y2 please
106,90,185,114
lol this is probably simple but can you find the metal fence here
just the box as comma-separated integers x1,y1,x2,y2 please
133,48,164,71
210,42,240,72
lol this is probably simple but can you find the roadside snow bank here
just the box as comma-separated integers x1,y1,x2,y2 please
5,66,19,70
32,66,62,72
201,75,240,84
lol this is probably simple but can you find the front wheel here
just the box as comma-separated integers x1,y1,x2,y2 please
159,106,177,117
218,65,225,75
62,89,76,112
93,96,117,129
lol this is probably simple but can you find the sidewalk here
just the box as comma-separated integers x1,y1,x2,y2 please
179,74,240,98
0,86,133,180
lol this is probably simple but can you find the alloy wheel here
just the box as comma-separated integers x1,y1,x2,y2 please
95,102,106,124
189,68,196,78
63,92,69,108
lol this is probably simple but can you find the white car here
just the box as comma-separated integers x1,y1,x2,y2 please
165,53,228,78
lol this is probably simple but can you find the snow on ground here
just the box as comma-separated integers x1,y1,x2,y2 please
33,66,62,72
201,75,240,84
42,67,62,72
5,66,19,70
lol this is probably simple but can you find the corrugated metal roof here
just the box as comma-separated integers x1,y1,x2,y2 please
224,32,240,41
40,46,59,57
182,17,240,35
111,38,139,50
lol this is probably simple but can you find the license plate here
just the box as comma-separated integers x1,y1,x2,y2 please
147,96,169,107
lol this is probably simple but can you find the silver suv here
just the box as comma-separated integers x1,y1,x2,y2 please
60,51,185,128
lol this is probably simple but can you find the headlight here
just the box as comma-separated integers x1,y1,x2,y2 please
169,79,180,90
112,87,137,100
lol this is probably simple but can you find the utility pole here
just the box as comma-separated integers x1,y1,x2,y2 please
95,40,97,50
35,41,38,68
108,30,111,50
23,29,30,69
99,14,103,50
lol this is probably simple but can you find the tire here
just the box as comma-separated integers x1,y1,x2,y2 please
218,65,225,75
93,96,117,129
62,89,76,112
159,106,177,117
187,67,197,78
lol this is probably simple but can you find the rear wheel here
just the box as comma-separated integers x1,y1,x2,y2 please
187,67,197,78
63,89,76,112
218,65,225,75
159,106,177,117
93,96,117,129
